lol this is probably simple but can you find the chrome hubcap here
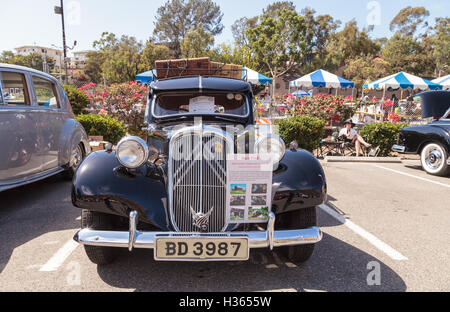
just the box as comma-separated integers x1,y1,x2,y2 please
71,145,83,170
424,147,442,170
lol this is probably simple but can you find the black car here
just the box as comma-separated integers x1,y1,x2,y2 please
72,74,326,265
393,91,450,176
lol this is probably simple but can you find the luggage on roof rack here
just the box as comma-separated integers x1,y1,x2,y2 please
154,57,243,80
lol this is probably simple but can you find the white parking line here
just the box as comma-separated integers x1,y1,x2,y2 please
319,204,408,261
373,165,450,189
39,240,79,272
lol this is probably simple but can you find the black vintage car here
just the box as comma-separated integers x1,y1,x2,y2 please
393,91,450,176
72,74,326,265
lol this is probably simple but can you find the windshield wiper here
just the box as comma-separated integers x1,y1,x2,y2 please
210,115,242,123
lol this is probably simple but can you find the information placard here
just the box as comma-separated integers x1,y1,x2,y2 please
226,154,273,223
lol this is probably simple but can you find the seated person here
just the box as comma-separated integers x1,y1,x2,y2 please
339,119,372,156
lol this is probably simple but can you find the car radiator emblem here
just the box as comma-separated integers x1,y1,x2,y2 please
190,206,214,231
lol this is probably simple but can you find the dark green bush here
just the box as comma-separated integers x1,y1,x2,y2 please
276,115,326,152
360,122,408,157
64,85,90,115
76,114,127,145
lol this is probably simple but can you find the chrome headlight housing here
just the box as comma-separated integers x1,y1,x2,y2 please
255,134,286,170
116,136,149,169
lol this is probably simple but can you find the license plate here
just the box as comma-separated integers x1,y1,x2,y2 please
155,237,249,261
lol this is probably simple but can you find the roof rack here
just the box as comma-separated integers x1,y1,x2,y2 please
153,58,247,81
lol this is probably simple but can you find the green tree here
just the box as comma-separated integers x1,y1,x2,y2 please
431,17,450,76
231,16,258,46
344,55,390,90
325,21,380,70
382,33,435,76
209,43,261,71
84,51,105,83
93,32,144,84
390,6,430,36
246,8,309,81
301,7,340,71
263,1,296,17
180,23,214,58
153,0,223,57
140,42,170,72
0,51,55,72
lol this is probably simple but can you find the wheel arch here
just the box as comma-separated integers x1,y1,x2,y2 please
59,118,91,167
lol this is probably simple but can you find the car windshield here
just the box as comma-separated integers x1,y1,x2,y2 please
153,92,249,118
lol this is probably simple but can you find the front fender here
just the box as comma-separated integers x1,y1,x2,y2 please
72,149,326,230
72,150,171,231
272,149,327,215
400,125,450,154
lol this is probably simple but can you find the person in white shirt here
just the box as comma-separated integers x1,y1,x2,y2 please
339,120,372,156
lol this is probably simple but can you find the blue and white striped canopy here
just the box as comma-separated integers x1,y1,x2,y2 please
242,67,272,85
432,75,450,90
290,90,311,97
135,69,157,84
289,69,354,89
364,72,442,91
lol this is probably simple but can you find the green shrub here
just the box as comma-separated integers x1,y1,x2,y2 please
76,114,127,145
276,115,326,152
64,85,90,115
360,122,408,157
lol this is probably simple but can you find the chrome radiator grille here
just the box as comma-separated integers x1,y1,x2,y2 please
169,127,231,232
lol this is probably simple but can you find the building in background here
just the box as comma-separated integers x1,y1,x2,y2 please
15,45,64,72
68,50,91,77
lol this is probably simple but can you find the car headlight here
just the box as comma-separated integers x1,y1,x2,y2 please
116,136,149,169
255,134,286,170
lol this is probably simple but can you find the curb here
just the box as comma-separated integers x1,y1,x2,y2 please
324,156,402,163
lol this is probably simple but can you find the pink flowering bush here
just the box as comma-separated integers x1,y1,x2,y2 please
287,94,360,125
90,81,149,136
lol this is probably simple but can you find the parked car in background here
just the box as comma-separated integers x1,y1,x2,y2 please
393,91,450,176
0,63,91,192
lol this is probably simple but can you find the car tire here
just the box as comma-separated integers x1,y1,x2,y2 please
420,143,449,177
81,210,120,265
275,207,317,264
64,143,84,180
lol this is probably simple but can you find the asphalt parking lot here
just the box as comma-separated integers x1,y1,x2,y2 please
0,159,448,292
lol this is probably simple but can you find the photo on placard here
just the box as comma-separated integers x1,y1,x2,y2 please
230,184,246,195
251,195,267,206
230,195,246,206
252,184,267,194
230,208,245,221
248,206,269,221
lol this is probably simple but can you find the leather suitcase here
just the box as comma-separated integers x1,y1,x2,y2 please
155,57,210,78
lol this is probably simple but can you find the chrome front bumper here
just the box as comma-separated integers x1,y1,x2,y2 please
392,145,406,153
73,211,322,252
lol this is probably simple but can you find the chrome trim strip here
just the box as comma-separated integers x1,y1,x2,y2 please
268,212,275,250
73,211,323,256
0,168,65,192
74,227,322,252
392,145,406,153
128,211,138,251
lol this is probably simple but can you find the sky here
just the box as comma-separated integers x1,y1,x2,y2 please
0,0,448,56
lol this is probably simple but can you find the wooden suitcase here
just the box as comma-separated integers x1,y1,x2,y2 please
210,61,224,75
155,57,210,78
220,64,243,79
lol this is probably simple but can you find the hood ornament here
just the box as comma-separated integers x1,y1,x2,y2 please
190,206,214,232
